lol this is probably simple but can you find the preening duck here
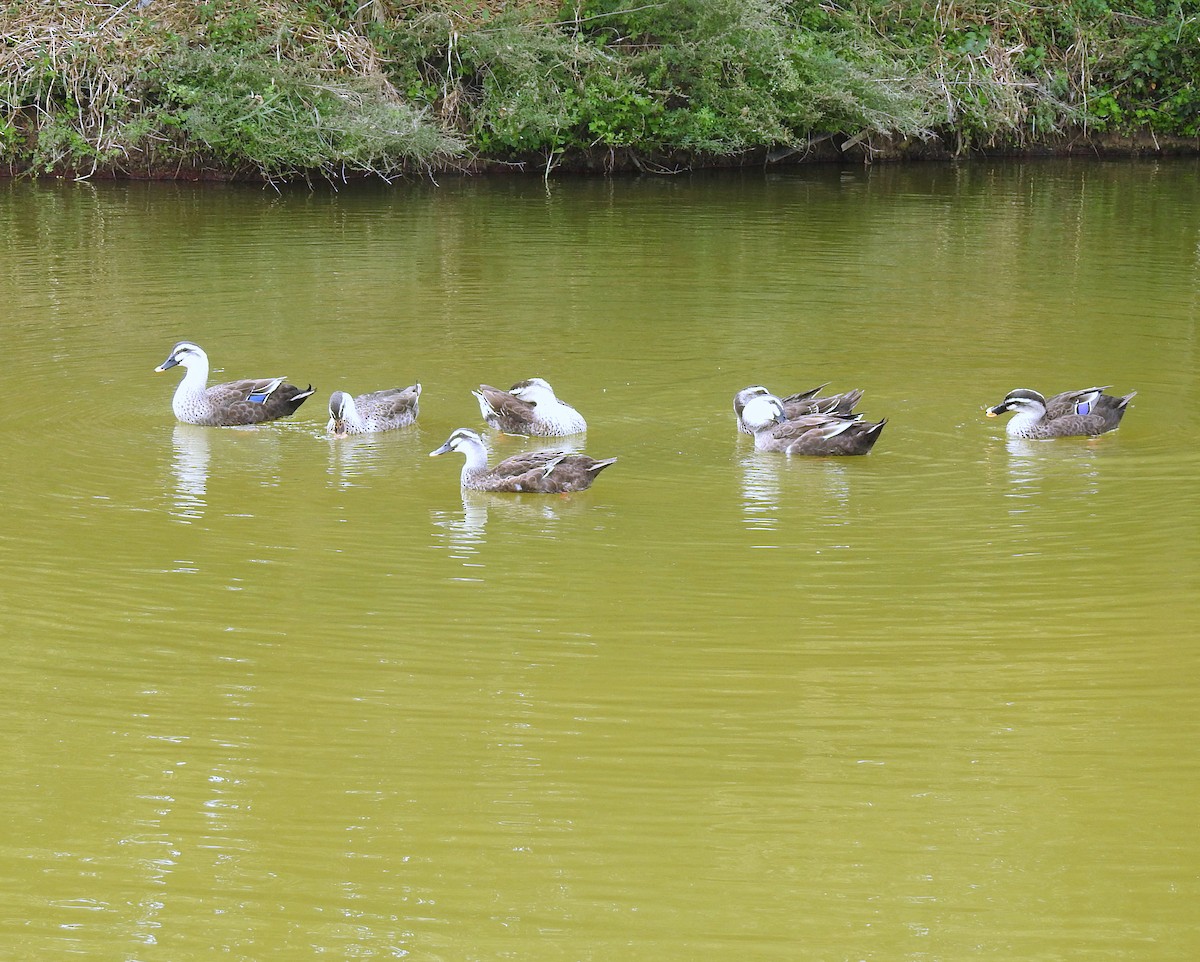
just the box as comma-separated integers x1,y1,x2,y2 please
734,383,863,434
429,428,616,492
327,384,421,437
985,386,1135,439
154,341,313,426
472,377,587,436
740,393,885,456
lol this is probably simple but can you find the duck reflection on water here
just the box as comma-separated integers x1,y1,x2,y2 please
993,435,1108,514
168,423,289,520
739,452,852,533
326,425,427,489
169,424,210,521
431,489,593,566
327,431,393,488
430,495,489,565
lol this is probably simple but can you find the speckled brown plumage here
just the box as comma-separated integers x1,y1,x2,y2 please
986,386,1136,439
430,429,615,492
328,384,420,436
756,413,886,455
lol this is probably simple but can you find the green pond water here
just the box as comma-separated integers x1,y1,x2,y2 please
1,160,1198,960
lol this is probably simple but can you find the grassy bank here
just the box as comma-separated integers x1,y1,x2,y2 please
2,1,1197,182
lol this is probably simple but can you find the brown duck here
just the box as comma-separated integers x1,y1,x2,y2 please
985,386,1135,438
734,383,863,434
155,341,313,426
327,384,421,437
429,429,616,492
740,392,885,456
472,378,587,436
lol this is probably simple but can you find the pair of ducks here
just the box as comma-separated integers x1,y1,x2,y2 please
154,341,614,493
732,382,1136,446
733,384,886,455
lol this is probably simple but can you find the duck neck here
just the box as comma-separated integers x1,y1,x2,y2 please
1006,407,1045,437
173,360,209,409
750,425,776,450
458,442,491,486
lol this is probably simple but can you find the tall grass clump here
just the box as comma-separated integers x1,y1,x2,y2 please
383,0,936,163
850,0,1200,148
0,0,463,181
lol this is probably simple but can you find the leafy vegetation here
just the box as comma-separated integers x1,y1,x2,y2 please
1,0,1197,182
0,0,463,181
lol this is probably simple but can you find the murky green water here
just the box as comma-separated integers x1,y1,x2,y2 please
2,161,1198,960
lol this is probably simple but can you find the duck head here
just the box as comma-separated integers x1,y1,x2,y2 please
508,377,557,406
733,385,771,419
327,390,356,438
430,428,486,458
155,341,207,373
985,388,1047,418
740,393,789,432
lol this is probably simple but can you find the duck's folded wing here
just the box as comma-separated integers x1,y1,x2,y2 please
363,384,421,417
769,413,859,441
475,385,536,422
205,376,312,425
787,418,885,455
1045,386,1110,418
486,451,556,477
205,376,285,405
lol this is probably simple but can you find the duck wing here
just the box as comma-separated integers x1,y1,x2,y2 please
207,377,314,425
474,384,537,432
1044,386,1111,420
1094,390,1136,416
487,451,616,492
754,414,855,453
769,413,860,440
358,384,421,421
785,418,886,455
781,388,863,418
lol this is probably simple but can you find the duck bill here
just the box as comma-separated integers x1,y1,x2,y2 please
154,356,179,373
429,442,452,457
331,420,348,438
984,404,1005,418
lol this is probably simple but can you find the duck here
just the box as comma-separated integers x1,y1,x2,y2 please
472,377,587,436
734,383,863,434
740,392,886,455
429,428,616,492
327,384,421,437
985,386,1136,438
155,341,313,426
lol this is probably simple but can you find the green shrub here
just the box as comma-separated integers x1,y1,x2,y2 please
416,0,932,157
146,45,462,178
